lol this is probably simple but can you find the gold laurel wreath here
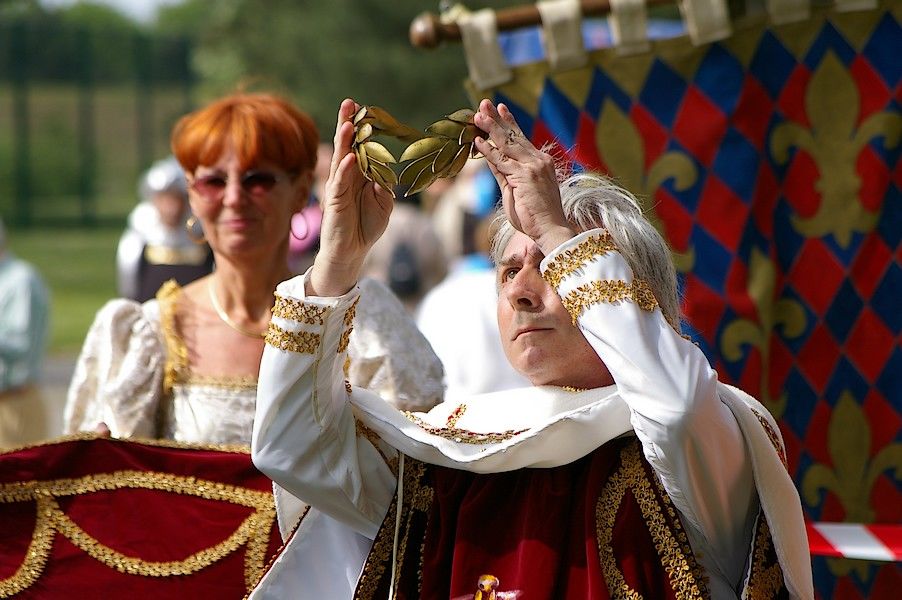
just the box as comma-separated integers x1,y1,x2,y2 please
352,106,486,197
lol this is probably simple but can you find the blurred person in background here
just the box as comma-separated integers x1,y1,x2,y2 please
116,155,215,303
285,143,332,275
65,92,443,451
360,189,448,312
0,217,51,448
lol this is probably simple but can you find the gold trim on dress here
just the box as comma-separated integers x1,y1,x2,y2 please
0,432,252,457
264,323,321,354
271,295,328,325
596,440,709,599
157,279,189,396
0,470,275,596
543,231,619,288
562,279,659,325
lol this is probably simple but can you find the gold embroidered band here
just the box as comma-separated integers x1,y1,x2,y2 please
562,279,659,324
0,471,275,595
543,231,619,288
271,295,328,325
264,323,321,354
403,412,526,444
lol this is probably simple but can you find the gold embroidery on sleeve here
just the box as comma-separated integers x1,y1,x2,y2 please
543,231,619,288
264,323,321,354
562,279,659,325
0,471,275,596
271,295,328,325
337,297,360,354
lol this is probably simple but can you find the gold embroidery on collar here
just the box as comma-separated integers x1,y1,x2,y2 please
403,412,526,444
0,471,275,595
596,441,708,599
271,295,328,325
562,279,659,325
543,231,619,289
445,404,466,428
264,323,321,354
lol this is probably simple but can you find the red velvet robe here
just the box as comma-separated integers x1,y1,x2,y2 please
353,436,786,599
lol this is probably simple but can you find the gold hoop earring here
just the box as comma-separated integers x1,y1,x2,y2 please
185,216,206,244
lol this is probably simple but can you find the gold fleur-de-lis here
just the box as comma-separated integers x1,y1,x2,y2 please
720,248,806,419
801,391,902,579
596,98,697,272
770,51,901,247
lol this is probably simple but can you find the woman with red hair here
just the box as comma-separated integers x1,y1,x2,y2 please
64,92,443,446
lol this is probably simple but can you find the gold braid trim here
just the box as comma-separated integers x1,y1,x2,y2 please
745,515,785,600
242,504,312,600
403,412,527,445
0,470,275,595
596,441,708,600
271,295,328,325
543,231,619,288
751,408,788,468
355,419,399,476
156,279,189,395
264,323,321,354
562,279,659,325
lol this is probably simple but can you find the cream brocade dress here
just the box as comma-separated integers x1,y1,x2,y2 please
64,278,444,445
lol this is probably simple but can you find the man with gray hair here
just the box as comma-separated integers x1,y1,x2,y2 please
0,217,50,448
250,99,813,599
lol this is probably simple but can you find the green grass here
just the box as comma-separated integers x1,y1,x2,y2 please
7,225,122,355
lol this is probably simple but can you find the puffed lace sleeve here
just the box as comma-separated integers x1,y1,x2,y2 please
63,298,166,438
348,278,444,412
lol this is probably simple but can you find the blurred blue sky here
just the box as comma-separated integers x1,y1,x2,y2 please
41,0,179,22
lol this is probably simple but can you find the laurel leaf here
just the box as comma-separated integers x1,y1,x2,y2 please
425,119,464,139
446,108,476,124
355,145,369,175
369,159,399,189
398,151,438,187
443,144,472,179
399,137,447,162
361,141,396,164
432,140,459,174
406,167,439,197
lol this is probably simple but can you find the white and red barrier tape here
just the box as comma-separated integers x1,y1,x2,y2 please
807,522,902,562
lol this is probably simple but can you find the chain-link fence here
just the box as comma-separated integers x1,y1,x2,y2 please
0,21,195,226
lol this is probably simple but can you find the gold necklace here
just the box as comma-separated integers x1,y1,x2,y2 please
207,279,267,339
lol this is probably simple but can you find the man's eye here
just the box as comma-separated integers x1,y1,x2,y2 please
502,268,518,282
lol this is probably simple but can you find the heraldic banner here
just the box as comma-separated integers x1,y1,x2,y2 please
464,2,900,598
0,435,282,598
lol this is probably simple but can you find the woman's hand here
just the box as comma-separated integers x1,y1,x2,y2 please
309,99,394,297
473,99,574,254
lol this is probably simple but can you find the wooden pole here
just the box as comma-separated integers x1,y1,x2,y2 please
409,0,675,48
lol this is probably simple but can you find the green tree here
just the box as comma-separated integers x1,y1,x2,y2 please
159,0,522,132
